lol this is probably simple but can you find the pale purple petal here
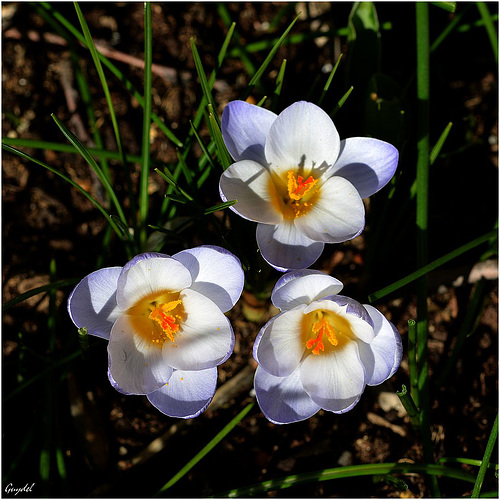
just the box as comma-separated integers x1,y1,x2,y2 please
116,256,192,311
300,340,366,413
265,101,340,179
147,367,217,419
67,267,122,340
255,305,307,377
256,221,324,271
108,363,132,395
254,365,320,424
219,160,283,224
323,295,374,329
360,305,403,386
294,176,365,244
108,315,174,394
272,270,343,311
221,100,277,164
162,289,235,371
330,138,399,199
121,252,169,275
172,245,244,313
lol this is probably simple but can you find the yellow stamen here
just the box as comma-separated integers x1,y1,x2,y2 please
148,300,182,343
287,171,318,201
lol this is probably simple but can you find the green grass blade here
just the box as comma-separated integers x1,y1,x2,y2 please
139,2,153,249
36,2,182,147
2,144,125,239
438,457,499,470
2,278,79,312
204,200,237,215
430,121,453,165
431,2,456,13
154,168,194,201
242,13,301,100
217,462,476,497
318,54,344,107
396,384,420,429
472,415,499,498
271,59,287,112
330,86,354,117
73,2,126,166
368,229,497,302
190,121,217,172
157,402,254,494
2,137,145,163
207,105,232,169
407,319,420,407
51,113,127,224
476,3,498,63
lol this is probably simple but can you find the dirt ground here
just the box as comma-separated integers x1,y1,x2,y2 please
2,2,498,498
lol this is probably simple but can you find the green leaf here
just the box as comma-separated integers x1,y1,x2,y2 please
207,105,232,170
472,415,499,498
368,229,498,302
318,53,343,106
157,402,254,493
203,200,237,215
242,13,301,100
431,2,456,13
2,144,125,240
271,59,287,112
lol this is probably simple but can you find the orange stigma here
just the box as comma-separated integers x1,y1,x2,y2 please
306,316,338,355
148,300,182,343
287,171,318,201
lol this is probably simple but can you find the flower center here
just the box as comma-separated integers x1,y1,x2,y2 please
148,300,182,344
284,170,319,219
287,171,318,201
306,315,338,355
127,291,185,348
302,309,354,355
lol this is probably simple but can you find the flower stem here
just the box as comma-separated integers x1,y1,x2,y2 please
416,3,440,497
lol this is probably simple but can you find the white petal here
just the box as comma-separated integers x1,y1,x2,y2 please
300,339,366,413
67,267,122,340
265,101,340,178
221,100,277,164
219,160,283,224
272,270,343,311
330,138,399,199
360,305,403,386
108,315,174,394
255,305,306,377
294,176,365,243
172,245,244,313
116,256,192,311
162,289,234,371
254,365,320,424
147,367,217,419
256,221,324,271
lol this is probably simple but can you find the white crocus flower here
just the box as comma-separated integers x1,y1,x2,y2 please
219,100,399,271
253,270,403,424
68,246,244,419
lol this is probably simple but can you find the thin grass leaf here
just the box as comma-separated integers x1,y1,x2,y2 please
51,114,128,224
330,86,354,117
256,95,268,107
217,3,256,76
217,462,476,497
157,402,254,494
472,415,499,498
368,229,497,302
437,278,488,387
191,38,220,128
36,2,182,147
476,3,498,63
154,168,194,202
2,137,147,163
430,121,453,164
2,278,79,312
164,193,191,205
271,59,287,112
138,2,153,249
438,457,499,470
431,2,456,13
242,13,301,100
269,3,298,30
74,2,126,167
204,200,237,215
396,384,420,430
2,144,126,240
318,54,343,106
4,351,81,402
407,319,419,408
207,105,232,169
190,121,217,173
